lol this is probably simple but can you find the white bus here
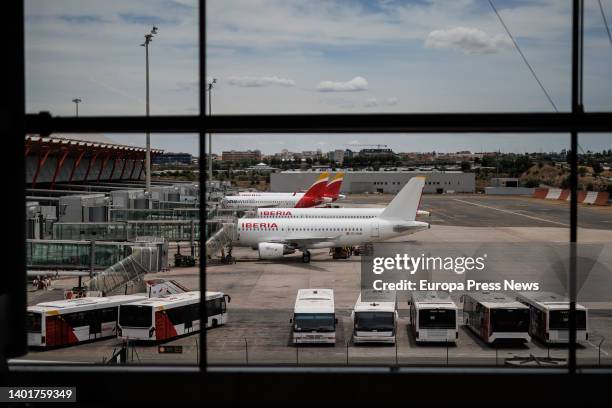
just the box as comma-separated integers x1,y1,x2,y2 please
290,289,337,344
27,294,147,348
119,291,230,341
516,291,588,344
462,292,530,344
352,291,397,344
409,291,458,343
205,291,231,328
118,291,199,342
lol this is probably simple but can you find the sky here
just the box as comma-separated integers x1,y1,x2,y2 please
25,0,612,155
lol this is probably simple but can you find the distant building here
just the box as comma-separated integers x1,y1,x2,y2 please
358,148,396,158
327,149,345,164
222,150,262,162
271,170,475,194
246,163,279,172
153,152,193,165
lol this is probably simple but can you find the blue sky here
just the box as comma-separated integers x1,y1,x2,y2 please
25,0,612,154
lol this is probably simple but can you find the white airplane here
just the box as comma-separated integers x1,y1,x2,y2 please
256,207,431,218
222,173,329,209
234,176,429,263
238,172,345,203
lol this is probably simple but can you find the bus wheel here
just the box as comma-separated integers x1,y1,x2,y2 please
302,251,311,263
212,319,218,328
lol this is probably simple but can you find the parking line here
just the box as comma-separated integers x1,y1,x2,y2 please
586,340,609,355
452,198,570,227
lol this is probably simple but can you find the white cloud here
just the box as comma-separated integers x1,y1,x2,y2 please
316,76,368,92
424,26,513,54
364,97,399,107
225,76,296,87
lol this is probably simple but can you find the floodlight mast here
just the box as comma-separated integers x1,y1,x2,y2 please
207,78,217,184
72,98,82,117
141,26,158,197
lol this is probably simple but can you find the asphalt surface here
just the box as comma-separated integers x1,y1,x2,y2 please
19,194,612,367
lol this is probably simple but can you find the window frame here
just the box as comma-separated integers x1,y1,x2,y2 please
5,0,612,404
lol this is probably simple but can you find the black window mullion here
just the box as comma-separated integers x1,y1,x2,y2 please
199,0,207,371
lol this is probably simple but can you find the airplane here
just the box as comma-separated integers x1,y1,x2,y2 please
222,173,329,209
234,176,429,263
238,172,345,203
256,206,430,218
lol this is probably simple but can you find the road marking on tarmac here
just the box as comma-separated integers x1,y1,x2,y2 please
586,340,609,355
452,199,570,227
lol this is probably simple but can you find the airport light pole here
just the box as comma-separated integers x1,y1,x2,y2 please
72,98,82,117
207,78,217,184
141,26,158,195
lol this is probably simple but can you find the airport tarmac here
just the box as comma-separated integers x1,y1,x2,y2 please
22,194,612,367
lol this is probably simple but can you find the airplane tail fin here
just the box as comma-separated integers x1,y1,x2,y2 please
324,172,344,200
379,176,426,221
302,172,330,199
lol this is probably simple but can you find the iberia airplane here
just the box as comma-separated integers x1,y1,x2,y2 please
234,176,429,263
238,172,345,203
222,173,329,209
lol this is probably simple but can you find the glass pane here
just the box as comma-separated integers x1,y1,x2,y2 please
23,133,200,365
206,0,572,114
205,133,572,367
584,0,612,111
25,0,199,116
577,133,612,367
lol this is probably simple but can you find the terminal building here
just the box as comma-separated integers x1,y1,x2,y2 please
25,133,163,187
271,170,475,194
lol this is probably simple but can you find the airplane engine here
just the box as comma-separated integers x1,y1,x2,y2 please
258,242,295,259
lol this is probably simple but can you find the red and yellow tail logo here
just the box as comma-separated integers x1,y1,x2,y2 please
295,172,329,207
323,172,344,201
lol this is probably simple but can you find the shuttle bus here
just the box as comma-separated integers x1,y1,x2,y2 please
409,291,458,343
516,291,588,344
290,289,337,344
118,291,230,342
27,294,147,348
462,292,530,344
352,291,397,344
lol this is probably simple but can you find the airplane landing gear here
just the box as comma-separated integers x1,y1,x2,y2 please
302,250,311,263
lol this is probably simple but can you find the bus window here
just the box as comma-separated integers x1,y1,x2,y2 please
293,313,335,332
64,312,88,328
491,309,529,332
354,312,394,331
100,307,118,323
206,298,225,316
26,312,41,333
419,309,456,329
549,310,587,330
119,305,152,328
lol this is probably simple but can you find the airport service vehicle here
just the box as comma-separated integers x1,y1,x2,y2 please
257,207,430,219
235,176,429,263
516,291,588,344
352,291,398,344
462,292,530,344
239,172,345,203
27,294,148,348
408,291,458,343
290,289,337,344
223,173,329,210
118,291,229,341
